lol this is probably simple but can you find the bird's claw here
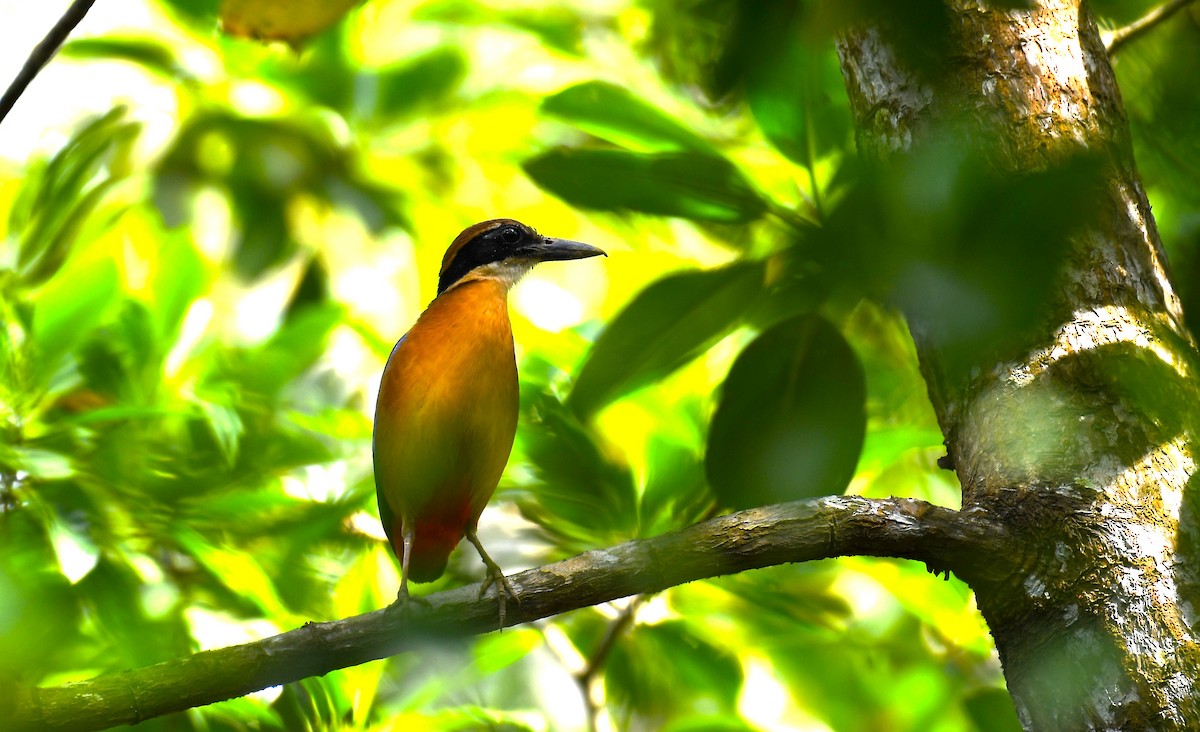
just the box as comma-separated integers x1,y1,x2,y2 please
478,561,520,629
386,584,430,617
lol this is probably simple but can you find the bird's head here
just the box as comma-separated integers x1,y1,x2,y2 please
438,219,606,294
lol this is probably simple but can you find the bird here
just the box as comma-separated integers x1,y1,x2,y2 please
373,218,605,624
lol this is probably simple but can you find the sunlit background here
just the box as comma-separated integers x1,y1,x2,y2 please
4,0,1198,730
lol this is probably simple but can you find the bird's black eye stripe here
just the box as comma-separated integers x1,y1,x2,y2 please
438,224,530,293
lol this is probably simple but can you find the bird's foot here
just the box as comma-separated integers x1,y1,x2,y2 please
385,583,430,617
478,562,520,629
465,528,520,629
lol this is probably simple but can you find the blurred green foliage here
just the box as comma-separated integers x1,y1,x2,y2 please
2,0,1194,730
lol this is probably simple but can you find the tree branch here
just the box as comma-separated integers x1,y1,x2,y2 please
0,0,98,126
1103,0,1198,56
5,496,1009,732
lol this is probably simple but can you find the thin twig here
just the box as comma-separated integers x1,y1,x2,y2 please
0,0,99,126
1103,0,1198,56
576,595,644,732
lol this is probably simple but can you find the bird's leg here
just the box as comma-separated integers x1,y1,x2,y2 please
398,518,414,602
465,525,519,628
388,516,428,612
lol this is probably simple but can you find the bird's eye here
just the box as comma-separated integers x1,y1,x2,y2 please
500,226,521,244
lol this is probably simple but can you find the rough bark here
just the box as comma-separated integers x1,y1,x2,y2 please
837,2,1200,729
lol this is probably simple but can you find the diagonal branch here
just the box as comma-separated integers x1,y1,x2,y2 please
4,496,1009,732
1103,0,1199,56
0,0,98,126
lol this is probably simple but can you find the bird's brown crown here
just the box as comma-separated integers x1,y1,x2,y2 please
437,219,536,294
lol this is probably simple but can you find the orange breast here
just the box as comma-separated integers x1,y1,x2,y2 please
373,278,518,581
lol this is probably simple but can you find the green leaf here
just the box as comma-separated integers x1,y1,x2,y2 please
146,227,208,341
472,628,540,674
71,301,161,403
706,314,866,509
0,540,77,677
22,180,119,286
230,186,292,280
707,566,851,632
523,149,767,223
708,0,851,165
236,303,343,395
194,398,244,467
496,7,584,54
0,446,76,481
16,109,137,286
284,254,330,320
61,37,188,80
48,515,99,584
158,0,221,25
569,262,764,418
639,437,713,536
175,527,289,619
606,621,742,720
77,559,177,668
517,392,639,551
745,32,850,165
541,81,713,153
31,255,120,365
376,47,467,119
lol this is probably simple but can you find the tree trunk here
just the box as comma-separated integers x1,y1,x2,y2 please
837,1,1200,729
